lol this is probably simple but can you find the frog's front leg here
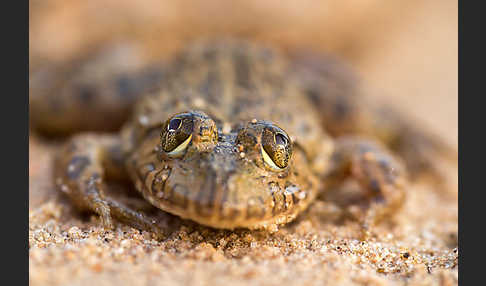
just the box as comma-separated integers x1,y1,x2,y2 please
55,134,164,237
324,137,407,232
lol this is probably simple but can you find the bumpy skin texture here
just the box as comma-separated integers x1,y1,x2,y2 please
29,44,165,135
31,40,455,233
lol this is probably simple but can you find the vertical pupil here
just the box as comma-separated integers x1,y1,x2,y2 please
275,133,287,146
168,118,182,131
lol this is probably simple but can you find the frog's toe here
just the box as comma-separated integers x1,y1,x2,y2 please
91,197,114,229
105,198,166,239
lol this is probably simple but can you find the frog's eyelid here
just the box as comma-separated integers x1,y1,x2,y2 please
167,134,192,157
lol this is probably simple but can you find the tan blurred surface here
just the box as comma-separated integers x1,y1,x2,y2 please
29,1,458,285
30,0,457,143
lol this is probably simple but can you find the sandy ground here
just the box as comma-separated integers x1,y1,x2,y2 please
29,1,458,285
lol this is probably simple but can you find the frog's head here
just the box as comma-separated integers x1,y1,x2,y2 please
160,110,292,171
156,110,317,229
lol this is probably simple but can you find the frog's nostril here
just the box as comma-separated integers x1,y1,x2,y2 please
194,116,218,147
199,125,212,137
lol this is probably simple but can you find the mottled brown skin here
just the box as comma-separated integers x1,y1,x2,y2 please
29,44,165,136
31,40,455,235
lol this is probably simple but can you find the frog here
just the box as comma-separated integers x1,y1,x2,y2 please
30,40,456,236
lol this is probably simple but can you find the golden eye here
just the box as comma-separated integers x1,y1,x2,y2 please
261,126,292,170
160,113,194,157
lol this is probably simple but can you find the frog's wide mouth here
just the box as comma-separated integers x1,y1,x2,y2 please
140,136,317,229
142,151,317,230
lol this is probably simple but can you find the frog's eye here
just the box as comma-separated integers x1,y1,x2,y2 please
261,126,292,170
167,118,182,131
161,113,194,157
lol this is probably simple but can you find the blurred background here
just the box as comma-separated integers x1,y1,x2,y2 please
29,0,457,147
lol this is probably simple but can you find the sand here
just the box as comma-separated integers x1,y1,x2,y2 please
29,138,458,286
29,1,458,285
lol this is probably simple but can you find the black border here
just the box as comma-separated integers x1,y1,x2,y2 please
5,0,29,284
458,1,481,285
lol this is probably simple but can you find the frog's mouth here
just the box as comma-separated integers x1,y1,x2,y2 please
146,135,316,230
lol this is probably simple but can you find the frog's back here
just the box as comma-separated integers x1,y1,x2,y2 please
129,40,326,155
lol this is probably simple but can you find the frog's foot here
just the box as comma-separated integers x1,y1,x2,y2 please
55,134,165,239
325,136,407,236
